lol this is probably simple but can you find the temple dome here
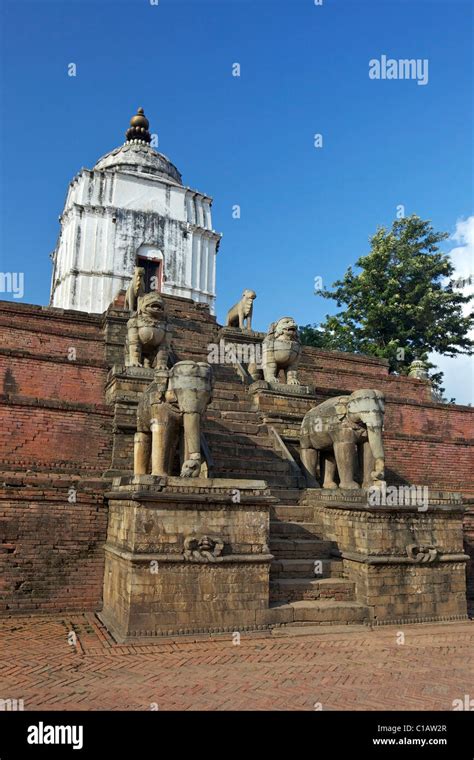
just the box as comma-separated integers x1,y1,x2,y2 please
94,142,182,184
93,107,182,184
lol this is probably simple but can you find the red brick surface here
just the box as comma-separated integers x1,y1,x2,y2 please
0,303,105,360
0,355,106,404
0,614,472,711
0,479,108,613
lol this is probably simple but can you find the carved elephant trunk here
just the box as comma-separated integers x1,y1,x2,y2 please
134,361,213,479
169,362,213,476
366,426,385,483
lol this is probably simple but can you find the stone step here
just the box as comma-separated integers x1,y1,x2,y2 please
209,389,251,400
289,600,370,624
271,505,314,522
203,435,274,451
267,479,304,490
213,471,297,487
208,421,264,435
220,462,289,475
213,454,286,469
203,440,280,460
211,386,248,397
208,401,255,413
272,489,306,505
202,432,258,448
269,537,336,559
271,558,344,578
273,487,306,498
270,578,355,603
212,384,253,394
271,623,370,637
213,369,249,380
217,457,295,473
270,520,322,538
219,410,260,422
215,460,291,478
211,445,268,459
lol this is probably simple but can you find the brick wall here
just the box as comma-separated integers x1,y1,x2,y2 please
0,477,108,613
0,296,473,612
0,302,112,612
0,303,112,477
299,347,434,403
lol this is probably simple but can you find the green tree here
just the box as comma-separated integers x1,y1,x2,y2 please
301,216,474,400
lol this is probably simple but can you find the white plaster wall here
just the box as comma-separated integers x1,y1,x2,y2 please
51,166,220,314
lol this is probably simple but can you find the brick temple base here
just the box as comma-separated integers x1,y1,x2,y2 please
306,489,469,624
99,476,274,641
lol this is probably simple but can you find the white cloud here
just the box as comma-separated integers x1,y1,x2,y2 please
431,215,474,405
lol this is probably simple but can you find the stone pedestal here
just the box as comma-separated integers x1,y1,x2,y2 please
214,327,265,382
217,326,265,343
103,365,155,478
105,365,155,404
306,489,468,624
100,476,274,641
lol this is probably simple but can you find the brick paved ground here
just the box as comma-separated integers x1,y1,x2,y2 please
0,614,472,711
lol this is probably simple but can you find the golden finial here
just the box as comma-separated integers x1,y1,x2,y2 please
125,107,151,144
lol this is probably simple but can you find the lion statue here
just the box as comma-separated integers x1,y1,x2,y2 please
250,316,301,385
125,292,172,369
124,266,145,311
225,289,256,331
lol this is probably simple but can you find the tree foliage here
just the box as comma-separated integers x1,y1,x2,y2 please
301,216,474,400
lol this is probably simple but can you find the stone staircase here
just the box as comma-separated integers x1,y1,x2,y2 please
203,365,302,489
204,365,371,628
269,497,370,626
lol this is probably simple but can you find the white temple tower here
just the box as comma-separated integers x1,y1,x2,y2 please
50,108,222,314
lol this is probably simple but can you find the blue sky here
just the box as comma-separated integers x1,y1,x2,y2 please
0,0,472,401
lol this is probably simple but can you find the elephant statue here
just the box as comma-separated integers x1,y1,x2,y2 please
300,389,386,490
134,361,213,478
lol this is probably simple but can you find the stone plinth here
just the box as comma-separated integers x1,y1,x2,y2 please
99,476,275,641
105,365,155,405
306,490,468,624
104,366,155,477
217,326,265,343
